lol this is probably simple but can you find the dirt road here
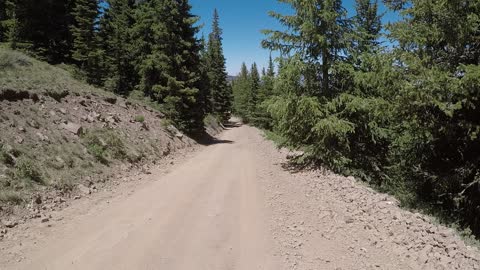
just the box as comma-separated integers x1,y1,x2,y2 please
3,124,480,269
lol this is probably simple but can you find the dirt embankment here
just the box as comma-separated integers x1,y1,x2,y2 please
0,49,222,236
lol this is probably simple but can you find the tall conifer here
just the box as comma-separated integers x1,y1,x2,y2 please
206,9,231,121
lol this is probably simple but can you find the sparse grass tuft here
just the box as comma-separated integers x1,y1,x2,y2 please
82,129,128,165
14,158,43,184
0,190,23,204
134,115,145,123
0,48,107,98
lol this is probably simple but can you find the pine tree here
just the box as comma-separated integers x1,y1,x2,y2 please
390,0,480,69
206,9,231,122
262,0,349,96
198,35,212,114
248,62,260,117
353,0,382,54
71,0,102,84
0,0,7,42
100,0,137,95
0,0,75,61
0,0,18,46
253,55,276,129
232,62,250,120
133,0,205,133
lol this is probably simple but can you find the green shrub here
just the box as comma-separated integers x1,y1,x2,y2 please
134,115,145,123
0,190,23,204
15,158,43,184
82,129,128,164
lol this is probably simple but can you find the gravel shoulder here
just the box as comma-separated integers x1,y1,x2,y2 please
1,124,480,270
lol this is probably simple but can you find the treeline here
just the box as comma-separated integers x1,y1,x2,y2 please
232,56,275,129
233,0,480,237
0,0,232,133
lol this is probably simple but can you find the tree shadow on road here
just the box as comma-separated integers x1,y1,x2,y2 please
223,121,242,129
190,119,241,145
191,131,234,146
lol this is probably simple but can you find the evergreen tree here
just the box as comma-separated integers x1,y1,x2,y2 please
352,0,382,55
198,35,212,114
0,0,74,62
133,0,204,133
0,0,18,46
71,0,103,84
206,9,231,121
253,55,276,129
389,0,480,69
0,0,7,42
262,0,349,96
247,62,260,118
232,62,251,120
100,0,137,95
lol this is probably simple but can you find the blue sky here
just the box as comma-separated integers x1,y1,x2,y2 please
190,0,401,75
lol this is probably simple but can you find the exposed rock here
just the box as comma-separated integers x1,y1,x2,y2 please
77,184,91,195
14,136,24,144
104,96,117,104
79,99,88,106
141,166,152,175
3,220,18,228
61,122,84,136
36,132,49,142
28,120,40,129
34,195,42,204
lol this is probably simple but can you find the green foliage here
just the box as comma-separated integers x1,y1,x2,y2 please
132,0,205,133
246,0,480,238
100,0,138,95
2,0,226,135
0,190,23,204
71,0,103,85
203,113,221,127
15,158,43,184
134,115,145,123
206,9,232,122
82,129,128,165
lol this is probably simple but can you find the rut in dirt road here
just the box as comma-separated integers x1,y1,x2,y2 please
3,124,480,270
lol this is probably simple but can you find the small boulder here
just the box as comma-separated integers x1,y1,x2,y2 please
104,96,117,104
28,120,40,129
14,136,24,144
59,108,67,115
61,122,84,136
77,184,91,195
36,132,49,142
4,220,18,228
34,195,42,204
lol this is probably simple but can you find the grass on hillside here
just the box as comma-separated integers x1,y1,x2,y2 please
0,48,112,99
